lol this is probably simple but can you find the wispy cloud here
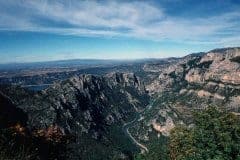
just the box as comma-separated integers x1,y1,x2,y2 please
0,0,239,45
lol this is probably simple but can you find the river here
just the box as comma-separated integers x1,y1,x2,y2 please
122,103,153,153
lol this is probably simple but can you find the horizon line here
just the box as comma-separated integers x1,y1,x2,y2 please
1,46,239,65
0,57,178,65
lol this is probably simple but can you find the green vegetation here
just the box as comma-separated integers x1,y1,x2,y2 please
134,107,240,160
134,136,169,160
230,56,240,63
0,125,72,160
169,107,240,160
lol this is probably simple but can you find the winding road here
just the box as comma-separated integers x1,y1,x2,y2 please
122,104,152,153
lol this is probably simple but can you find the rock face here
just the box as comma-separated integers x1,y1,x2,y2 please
152,117,175,137
3,72,149,159
19,73,149,130
146,47,240,110
130,47,240,152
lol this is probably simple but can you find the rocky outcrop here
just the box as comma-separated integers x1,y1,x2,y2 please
18,73,149,131
152,117,175,136
130,47,240,150
146,47,240,107
3,72,149,159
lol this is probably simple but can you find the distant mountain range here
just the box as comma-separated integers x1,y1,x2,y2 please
0,58,161,71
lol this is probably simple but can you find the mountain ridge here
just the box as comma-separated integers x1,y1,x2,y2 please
1,47,240,159
1,72,150,159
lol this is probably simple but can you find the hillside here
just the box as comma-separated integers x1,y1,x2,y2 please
130,47,240,158
1,72,150,159
1,47,240,159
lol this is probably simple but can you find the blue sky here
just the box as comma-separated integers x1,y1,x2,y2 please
0,0,240,63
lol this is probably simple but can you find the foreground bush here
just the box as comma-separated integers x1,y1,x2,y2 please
0,124,73,160
169,107,240,160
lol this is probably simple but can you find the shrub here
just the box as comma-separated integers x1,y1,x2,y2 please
169,107,240,160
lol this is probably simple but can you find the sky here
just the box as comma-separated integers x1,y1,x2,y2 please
0,0,240,63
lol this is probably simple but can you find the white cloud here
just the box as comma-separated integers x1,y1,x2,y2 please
0,0,239,45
